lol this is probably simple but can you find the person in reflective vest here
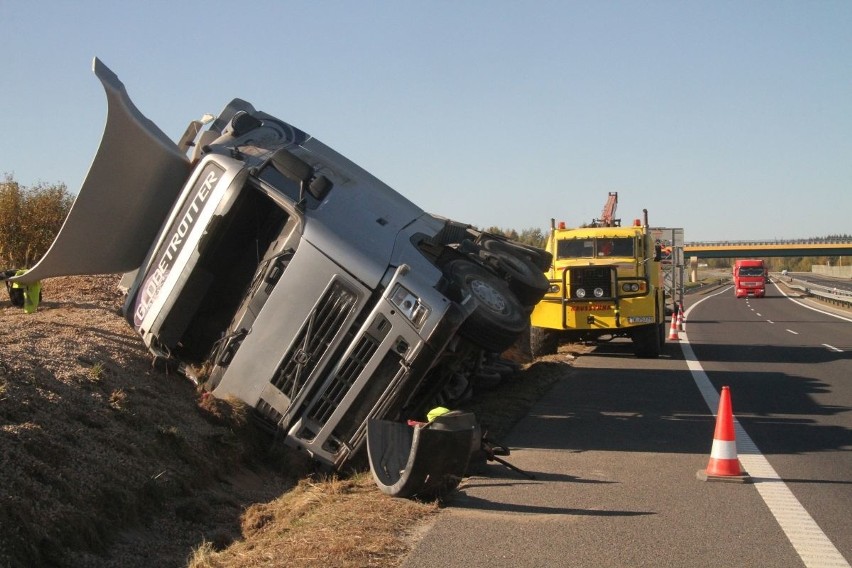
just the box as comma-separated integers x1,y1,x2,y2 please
6,269,41,313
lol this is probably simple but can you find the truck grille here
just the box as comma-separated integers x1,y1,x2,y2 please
270,280,358,401
330,351,404,450
307,333,380,425
569,267,614,299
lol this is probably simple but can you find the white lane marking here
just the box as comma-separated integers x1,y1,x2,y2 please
767,320,775,324
823,344,843,353
682,294,850,568
787,329,800,335
757,313,762,317
773,282,852,323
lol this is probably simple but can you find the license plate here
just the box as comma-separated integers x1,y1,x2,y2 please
628,316,654,324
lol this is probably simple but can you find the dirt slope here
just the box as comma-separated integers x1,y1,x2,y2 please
0,275,304,566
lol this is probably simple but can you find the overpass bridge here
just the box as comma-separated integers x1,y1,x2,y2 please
684,239,852,258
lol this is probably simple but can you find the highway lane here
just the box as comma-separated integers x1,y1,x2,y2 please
402,284,850,567
683,282,852,564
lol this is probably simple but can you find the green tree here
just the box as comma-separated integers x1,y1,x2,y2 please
0,174,73,267
517,227,546,248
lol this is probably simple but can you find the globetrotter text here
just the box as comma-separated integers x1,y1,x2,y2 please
133,164,223,327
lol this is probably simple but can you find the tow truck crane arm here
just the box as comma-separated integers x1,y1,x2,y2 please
593,191,620,227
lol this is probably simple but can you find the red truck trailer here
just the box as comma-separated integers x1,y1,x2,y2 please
733,259,767,298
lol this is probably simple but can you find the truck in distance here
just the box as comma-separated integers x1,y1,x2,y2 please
529,193,668,358
13,58,550,497
733,259,767,298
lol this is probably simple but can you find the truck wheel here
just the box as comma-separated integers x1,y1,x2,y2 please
632,324,661,358
480,237,552,272
479,240,550,306
445,259,528,353
530,326,559,357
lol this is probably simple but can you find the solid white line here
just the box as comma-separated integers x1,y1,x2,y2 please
773,281,852,323
682,294,849,568
822,344,843,353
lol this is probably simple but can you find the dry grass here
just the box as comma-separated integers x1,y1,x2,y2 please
188,473,440,568
0,275,576,567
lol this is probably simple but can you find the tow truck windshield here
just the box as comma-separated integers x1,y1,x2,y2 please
557,237,634,259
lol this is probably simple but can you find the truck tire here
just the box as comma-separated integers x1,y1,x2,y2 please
478,240,550,306
530,325,559,357
480,237,552,272
444,259,528,353
632,324,661,358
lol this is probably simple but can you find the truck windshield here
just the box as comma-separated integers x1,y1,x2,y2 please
557,237,634,259
738,267,765,277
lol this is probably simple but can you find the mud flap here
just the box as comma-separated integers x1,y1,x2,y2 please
367,412,480,498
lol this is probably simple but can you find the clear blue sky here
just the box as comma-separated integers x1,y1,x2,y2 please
2,1,850,242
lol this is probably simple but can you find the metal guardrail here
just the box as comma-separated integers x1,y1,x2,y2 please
773,274,852,310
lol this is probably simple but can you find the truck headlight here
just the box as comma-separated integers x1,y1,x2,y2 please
593,287,605,298
390,284,430,329
575,287,586,298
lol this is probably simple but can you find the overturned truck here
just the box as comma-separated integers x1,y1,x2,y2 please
14,59,550,497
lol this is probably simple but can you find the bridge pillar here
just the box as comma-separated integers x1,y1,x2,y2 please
690,256,698,283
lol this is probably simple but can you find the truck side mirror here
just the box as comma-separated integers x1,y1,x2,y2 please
309,175,333,201
270,149,313,185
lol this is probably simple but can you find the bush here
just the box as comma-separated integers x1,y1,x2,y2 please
0,174,74,268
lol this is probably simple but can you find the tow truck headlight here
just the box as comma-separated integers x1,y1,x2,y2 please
622,282,641,292
575,287,586,298
593,287,605,298
390,284,430,329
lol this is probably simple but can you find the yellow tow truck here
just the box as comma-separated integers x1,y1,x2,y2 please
529,193,668,358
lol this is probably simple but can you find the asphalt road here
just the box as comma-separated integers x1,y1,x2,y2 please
401,282,851,568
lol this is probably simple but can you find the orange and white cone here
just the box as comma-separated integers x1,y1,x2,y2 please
668,310,679,341
697,386,749,482
677,302,685,331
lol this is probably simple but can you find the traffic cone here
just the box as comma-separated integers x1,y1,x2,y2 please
697,386,749,482
677,302,685,331
668,309,679,341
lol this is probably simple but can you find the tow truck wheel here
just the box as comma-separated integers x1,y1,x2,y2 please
445,259,528,353
632,324,661,358
530,326,559,357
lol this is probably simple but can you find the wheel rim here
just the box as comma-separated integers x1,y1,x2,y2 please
470,278,507,312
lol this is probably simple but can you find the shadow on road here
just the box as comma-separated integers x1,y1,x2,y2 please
447,491,655,517
508,340,850,457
